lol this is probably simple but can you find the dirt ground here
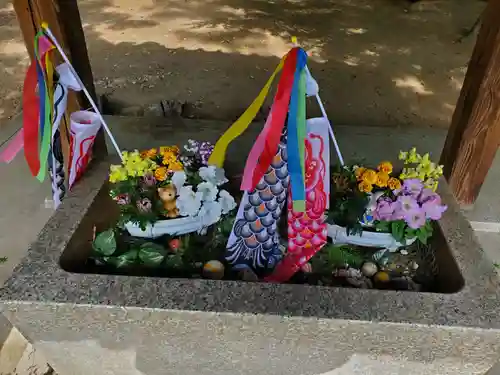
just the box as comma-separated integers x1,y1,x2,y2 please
0,0,485,128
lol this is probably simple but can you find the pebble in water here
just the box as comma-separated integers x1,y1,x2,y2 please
203,260,225,280
361,262,378,277
374,271,390,284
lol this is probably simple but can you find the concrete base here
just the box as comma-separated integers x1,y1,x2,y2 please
4,304,500,375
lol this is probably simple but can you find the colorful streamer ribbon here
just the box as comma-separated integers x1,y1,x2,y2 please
34,32,55,182
22,60,41,176
208,56,286,168
287,48,308,212
250,48,299,190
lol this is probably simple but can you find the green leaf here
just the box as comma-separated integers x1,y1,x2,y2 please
92,229,117,256
139,242,165,266
165,254,184,268
391,220,406,243
115,250,139,268
375,221,390,233
416,228,429,245
405,227,417,238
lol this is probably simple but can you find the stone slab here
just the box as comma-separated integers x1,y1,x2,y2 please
1,117,500,374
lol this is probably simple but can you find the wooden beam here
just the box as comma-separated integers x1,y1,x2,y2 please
440,0,500,205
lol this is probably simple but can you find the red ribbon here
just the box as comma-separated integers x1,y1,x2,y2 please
22,61,41,176
250,48,298,189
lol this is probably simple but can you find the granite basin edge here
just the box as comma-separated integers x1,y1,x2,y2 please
1,158,499,329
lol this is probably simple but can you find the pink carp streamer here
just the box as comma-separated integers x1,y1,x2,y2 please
265,118,330,282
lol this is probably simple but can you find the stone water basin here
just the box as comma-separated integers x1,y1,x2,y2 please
3,158,500,375
59,180,464,294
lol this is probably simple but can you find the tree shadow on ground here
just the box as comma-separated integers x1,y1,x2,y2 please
75,0,485,128
0,0,487,128
0,1,29,125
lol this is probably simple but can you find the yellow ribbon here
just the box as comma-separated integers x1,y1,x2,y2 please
208,56,286,167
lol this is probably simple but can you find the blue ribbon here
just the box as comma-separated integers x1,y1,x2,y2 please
287,48,308,212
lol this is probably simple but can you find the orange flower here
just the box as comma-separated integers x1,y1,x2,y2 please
361,169,377,185
141,148,157,159
358,181,373,193
377,161,393,174
160,146,179,155
168,160,184,172
154,167,168,182
354,167,366,180
387,177,402,190
376,172,390,187
162,151,177,166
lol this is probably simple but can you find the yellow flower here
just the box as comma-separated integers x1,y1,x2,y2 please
124,151,149,177
354,167,367,180
141,148,157,159
162,151,177,166
387,177,401,190
109,165,127,183
358,181,373,193
154,167,168,181
160,146,180,155
420,153,431,167
377,161,393,174
407,147,421,163
168,160,184,172
361,169,377,184
375,172,390,187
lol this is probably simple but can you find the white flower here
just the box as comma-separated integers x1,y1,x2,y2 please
197,181,218,202
176,185,202,217
171,171,186,191
218,189,236,214
198,166,228,186
198,200,222,227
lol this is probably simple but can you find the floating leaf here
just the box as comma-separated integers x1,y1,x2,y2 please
92,229,117,256
165,254,184,269
139,242,165,266
115,250,139,268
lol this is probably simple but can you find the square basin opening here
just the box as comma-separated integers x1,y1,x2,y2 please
60,183,464,294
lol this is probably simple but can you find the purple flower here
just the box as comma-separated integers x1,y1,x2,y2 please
422,200,447,220
198,141,214,165
374,200,395,221
115,194,130,205
404,207,427,229
142,173,156,186
397,195,419,213
419,188,441,205
403,178,423,196
136,198,152,213
391,201,405,220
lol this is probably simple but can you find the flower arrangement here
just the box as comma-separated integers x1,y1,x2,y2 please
351,147,446,245
108,140,237,231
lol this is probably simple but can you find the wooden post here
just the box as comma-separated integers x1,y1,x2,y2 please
440,0,500,205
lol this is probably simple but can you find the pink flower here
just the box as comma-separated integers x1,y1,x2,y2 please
114,194,130,205
391,201,405,220
403,178,423,196
422,200,447,220
374,200,395,221
136,198,152,213
142,173,156,186
419,188,441,205
397,195,419,213
404,207,427,229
